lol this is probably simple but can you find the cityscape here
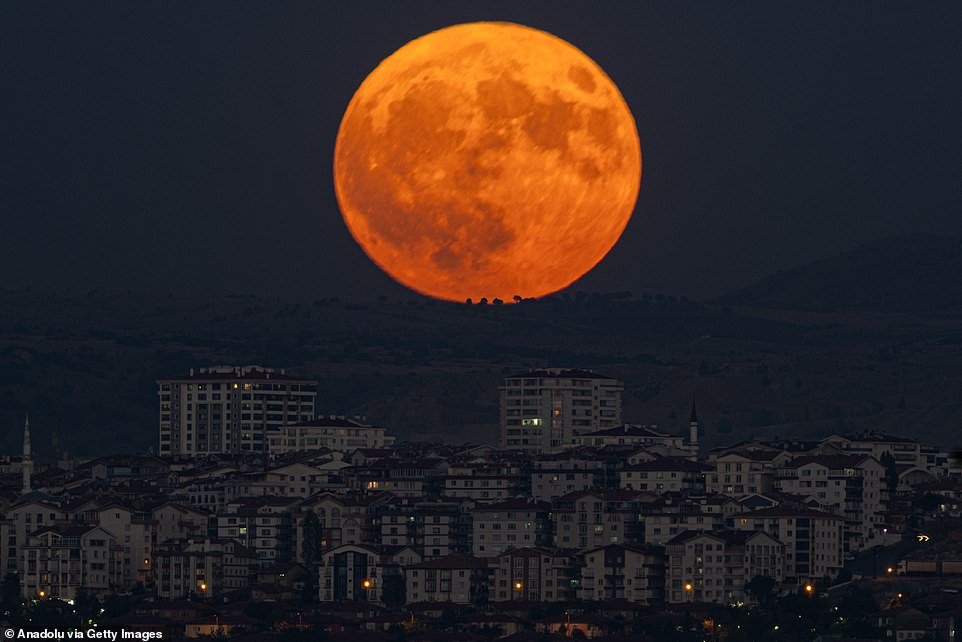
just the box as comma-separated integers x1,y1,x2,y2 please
1,365,960,640
3,2,962,641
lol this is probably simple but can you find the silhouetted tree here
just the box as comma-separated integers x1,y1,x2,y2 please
746,575,776,605
381,574,405,607
0,573,22,622
880,451,899,496
301,511,322,601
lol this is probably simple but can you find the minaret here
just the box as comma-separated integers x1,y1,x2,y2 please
688,402,699,448
21,413,32,494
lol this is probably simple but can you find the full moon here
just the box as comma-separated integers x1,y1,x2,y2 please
334,22,641,302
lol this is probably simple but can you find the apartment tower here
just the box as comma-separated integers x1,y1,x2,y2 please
499,368,623,454
158,366,317,456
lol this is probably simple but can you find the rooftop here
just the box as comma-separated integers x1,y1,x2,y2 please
505,368,616,380
410,554,488,570
159,366,313,383
577,424,672,439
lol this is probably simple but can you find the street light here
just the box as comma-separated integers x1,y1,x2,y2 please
887,567,894,574
514,582,523,590
805,584,814,595
362,579,372,589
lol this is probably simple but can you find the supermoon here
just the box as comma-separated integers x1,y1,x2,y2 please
334,22,641,302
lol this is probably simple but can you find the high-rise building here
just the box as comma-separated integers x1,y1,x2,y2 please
499,369,623,453
158,366,317,457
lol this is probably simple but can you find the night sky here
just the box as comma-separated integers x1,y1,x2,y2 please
3,2,961,301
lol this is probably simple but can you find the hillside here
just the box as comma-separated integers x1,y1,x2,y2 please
2,283,962,458
720,235,962,313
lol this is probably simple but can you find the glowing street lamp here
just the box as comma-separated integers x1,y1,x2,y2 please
887,567,894,574
514,582,523,590
362,579,372,589
805,584,814,595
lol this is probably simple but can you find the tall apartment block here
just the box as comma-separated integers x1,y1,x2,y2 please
158,366,317,456
499,368,623,454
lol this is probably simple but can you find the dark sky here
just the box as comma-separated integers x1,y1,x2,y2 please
3,2,961,300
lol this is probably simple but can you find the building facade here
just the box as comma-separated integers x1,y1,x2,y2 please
405,555,488,605
499,369,623,454
776,455,886,553
492,547,577,602
267,416,394,456
473,499,551,558
579,544,665,605
731,508,843,584
158,366,317,456
665,530,784,605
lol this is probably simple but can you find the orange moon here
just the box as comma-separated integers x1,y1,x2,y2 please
334,22,641,302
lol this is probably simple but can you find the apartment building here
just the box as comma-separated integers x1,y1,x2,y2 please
414,501,471,559
705,448,791,496
552,490,648,550
776,454,886,553
152,502,211,544
405,555,488,605
473,499,551,557
500,369,623,453
95,503,154,586
216,496,299,567
820,432,923,468
158,366,317,456
1,498,65,577
573,424,691,455
319,544,386,603
267,416,395,456
444,459,529,501
492,547,577,602
153,538,257,600
579,544,665,605
530,452,604,502
731,507,844,584
22,525,124,600
619,457,710,493
664,530,784,604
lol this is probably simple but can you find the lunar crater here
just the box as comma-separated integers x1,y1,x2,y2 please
568,65,597,93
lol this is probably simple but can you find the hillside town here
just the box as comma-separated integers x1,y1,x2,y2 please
2,366,961,640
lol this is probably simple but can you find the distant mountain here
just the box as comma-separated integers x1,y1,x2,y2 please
719,236,962,313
